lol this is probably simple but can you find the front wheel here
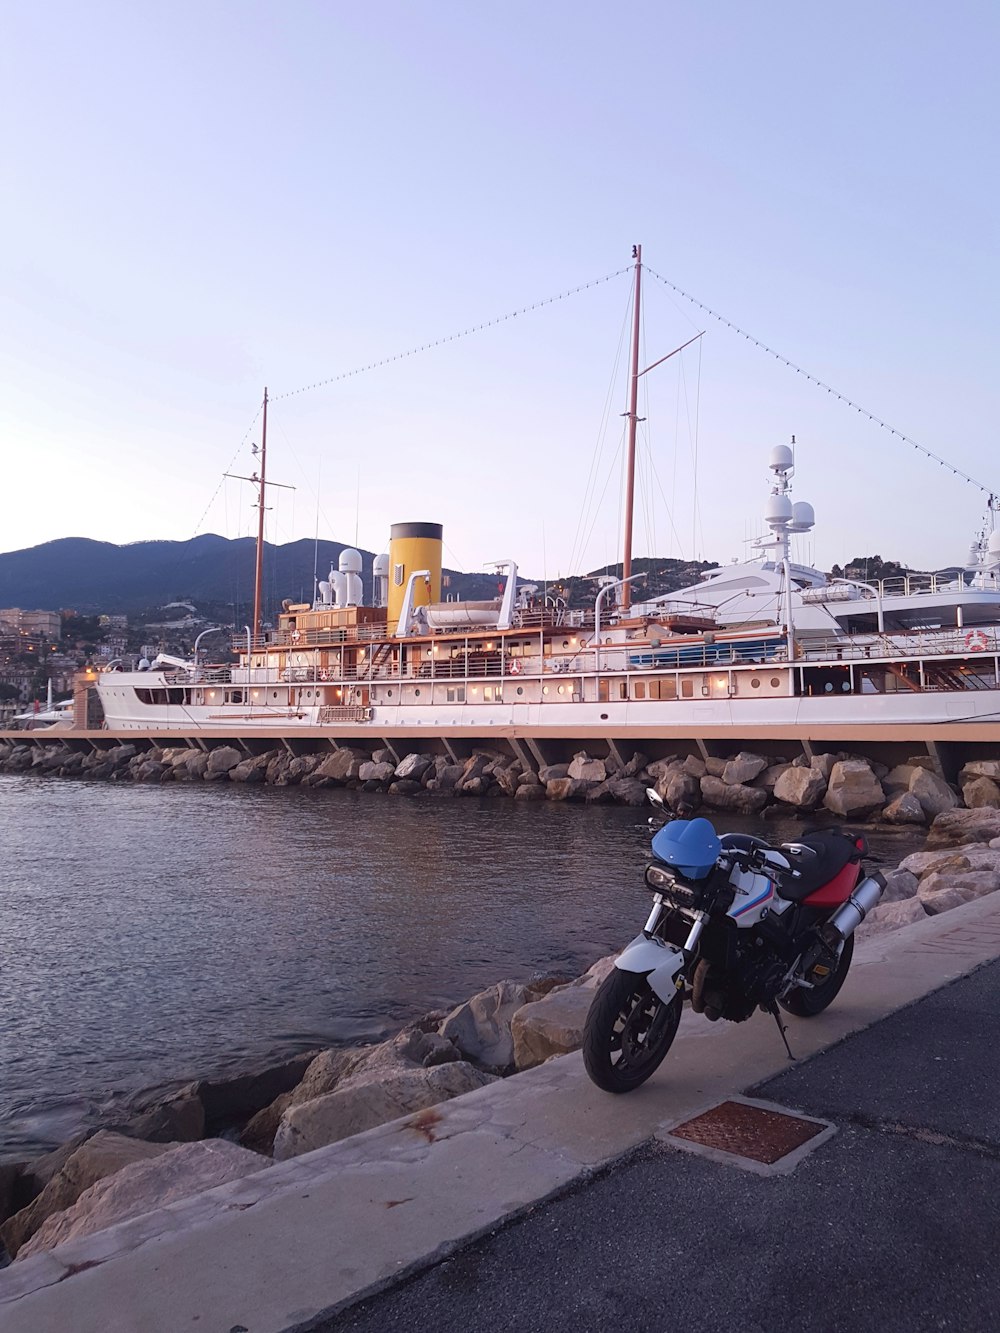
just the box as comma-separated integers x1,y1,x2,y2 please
779,934,855,1018
582,968,682,1094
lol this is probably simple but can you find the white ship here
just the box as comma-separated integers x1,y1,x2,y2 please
95,249,1000,751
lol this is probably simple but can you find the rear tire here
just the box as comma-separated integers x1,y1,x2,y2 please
582,968,682,1094
779,934,855,1018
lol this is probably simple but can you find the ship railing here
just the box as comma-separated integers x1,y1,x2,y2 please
875,572,1000,598
162,667,232,684
798,627,999,661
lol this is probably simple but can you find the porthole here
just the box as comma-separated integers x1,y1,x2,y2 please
415,688,421,697
770,677,780,688
751,679,761,689
387,689,393,698
516,686,523,696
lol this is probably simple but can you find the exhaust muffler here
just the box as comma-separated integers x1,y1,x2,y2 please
824,873,886,943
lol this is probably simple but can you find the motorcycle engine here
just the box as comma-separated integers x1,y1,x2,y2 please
691,935,788,1024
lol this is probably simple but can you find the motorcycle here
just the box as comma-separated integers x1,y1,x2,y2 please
582,791,886,1093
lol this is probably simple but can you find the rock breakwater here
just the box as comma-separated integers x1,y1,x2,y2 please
3,738,999,827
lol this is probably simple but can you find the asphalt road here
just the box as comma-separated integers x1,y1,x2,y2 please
320,959,1000,1333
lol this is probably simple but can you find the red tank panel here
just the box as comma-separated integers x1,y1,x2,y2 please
802,861,860,908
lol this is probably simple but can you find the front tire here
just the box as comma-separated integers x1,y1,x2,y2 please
779,934,855,1018
582,969,682,1094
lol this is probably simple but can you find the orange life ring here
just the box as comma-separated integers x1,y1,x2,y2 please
508,658,522,675
319,669,329,681
966,629,989,652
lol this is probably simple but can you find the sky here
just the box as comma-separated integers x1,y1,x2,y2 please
2,1,998,585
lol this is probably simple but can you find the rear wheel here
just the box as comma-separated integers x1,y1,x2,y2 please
582,969,682,1094
779,934,854,1018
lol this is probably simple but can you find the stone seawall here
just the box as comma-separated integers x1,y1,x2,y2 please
2,737,1000,827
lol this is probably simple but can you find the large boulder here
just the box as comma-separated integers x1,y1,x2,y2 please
227,752,273,784
312,748,368,784
567,752,607,784
863,898,927,934
883,764,918,795
358,760,395,783
773,766,826,809
205,745,243,776
880,869,919,902
510,956,617,1071
194,1052,318,1130
395,753,433,782
545,777,580,802
962,776,1000,810
117,1084,205,1143
272,1062,496,1160
537,763,570,784
721,751,768,786
823,760,885,817
514,781,545,801
700,775,768,815
960,760,1000,782
926,809,1000,849
898,844,1000,878
908,768,960,820
606,775,648,806
917,870,1000,914
1,1131,172,1257
882,792,926,825
756,763,792,793
17,1141,269,1261
440,980,540,1069
664,771,700,812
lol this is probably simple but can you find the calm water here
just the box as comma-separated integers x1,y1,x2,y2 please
0,774,922,1158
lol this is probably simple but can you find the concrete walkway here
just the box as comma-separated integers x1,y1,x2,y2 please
4,896,1000,1333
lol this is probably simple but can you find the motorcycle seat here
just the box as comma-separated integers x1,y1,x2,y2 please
776,831,862,901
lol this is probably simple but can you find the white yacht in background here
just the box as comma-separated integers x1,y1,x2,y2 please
92,247,1000,744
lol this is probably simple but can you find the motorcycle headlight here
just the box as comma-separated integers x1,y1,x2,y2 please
644,861,698,908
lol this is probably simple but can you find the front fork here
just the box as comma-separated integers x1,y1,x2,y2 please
616,895,708,1004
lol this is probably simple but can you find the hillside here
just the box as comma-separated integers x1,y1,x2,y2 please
0,536,508,620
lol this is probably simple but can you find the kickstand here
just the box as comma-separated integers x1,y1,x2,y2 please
768,1004,796,1061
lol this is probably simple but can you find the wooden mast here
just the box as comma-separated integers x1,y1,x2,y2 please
252,387,269,640
621,244,642,612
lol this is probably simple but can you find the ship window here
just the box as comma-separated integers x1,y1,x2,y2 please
414,688,421,697
751,678,761,689
516,686,523,696
226,690,245,704
635,682,646,699
446,686,465,702
770,677,781,688
272,691,279,699
387,689,393,698
681,678,694,698
484,686,493,701
618,682,627,700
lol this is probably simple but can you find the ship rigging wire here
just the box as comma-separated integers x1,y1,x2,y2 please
273,266,632,401
644,265,995,497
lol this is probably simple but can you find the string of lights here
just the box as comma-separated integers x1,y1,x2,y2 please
645,265,995,498
273,266,631,400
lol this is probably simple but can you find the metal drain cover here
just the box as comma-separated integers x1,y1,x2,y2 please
661,1097,834,1174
